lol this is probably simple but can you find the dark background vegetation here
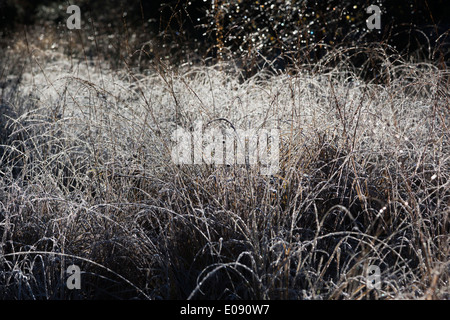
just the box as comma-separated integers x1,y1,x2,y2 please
1,0,449,74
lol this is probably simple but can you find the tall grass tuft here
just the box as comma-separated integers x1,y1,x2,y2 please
0,42,448,299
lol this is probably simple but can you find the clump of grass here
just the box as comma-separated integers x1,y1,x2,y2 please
0,42,448,299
